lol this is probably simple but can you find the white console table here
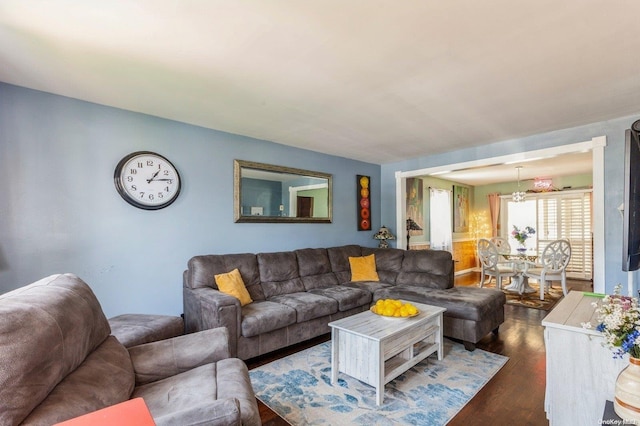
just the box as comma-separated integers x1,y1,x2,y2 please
542,291,627,425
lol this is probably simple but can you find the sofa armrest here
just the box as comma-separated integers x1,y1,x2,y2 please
183,286,241,353
152,398,242,426
128,327,231,385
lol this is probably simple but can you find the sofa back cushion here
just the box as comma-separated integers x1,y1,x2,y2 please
361,247,404,283
295,248,339,290
258,251,305,298
21,336,135,425
185,253,265,301
0,274,113,425
396,250,454,289
327,245,363,283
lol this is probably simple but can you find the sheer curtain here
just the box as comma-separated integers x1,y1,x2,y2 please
429,188,452,251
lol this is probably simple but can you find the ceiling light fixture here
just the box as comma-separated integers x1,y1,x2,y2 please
512,166,526,202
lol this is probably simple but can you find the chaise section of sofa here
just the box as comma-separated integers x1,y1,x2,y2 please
183,245,506,359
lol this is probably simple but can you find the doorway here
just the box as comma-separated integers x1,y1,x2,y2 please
296,196,314,217
394,137,606,292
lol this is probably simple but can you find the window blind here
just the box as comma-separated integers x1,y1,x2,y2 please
536,191,593,280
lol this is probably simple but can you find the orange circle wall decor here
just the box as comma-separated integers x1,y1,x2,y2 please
357,175,371,231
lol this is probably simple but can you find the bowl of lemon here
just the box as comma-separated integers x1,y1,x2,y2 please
370,299,419,318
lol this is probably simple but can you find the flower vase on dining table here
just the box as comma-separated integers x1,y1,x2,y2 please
516,244,527,254
615,356,640,421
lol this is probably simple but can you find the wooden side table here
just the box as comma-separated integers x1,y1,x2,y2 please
329,301,445,406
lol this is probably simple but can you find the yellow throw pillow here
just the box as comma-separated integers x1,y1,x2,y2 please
349,254,379,282
214,268,253,306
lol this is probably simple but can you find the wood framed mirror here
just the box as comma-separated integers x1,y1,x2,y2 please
234,160,332,223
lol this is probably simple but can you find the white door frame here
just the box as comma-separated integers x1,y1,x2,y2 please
394,136,607,292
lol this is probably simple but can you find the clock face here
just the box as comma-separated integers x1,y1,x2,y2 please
114,151,181,210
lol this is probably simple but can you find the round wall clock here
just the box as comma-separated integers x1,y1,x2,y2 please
114,151,181,210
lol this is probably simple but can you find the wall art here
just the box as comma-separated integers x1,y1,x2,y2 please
357,175,371,230
453,184,470,233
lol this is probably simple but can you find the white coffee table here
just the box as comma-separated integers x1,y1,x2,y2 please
328,301,445,405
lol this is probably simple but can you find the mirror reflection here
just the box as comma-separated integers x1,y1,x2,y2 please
234,160,332,223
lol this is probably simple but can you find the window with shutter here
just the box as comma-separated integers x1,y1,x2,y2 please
502,190,592,280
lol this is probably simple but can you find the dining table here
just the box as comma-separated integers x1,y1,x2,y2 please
501,252,538,294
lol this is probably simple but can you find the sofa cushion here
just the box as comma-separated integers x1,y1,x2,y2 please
396,250,454,289
375,286,506,321
268,292,339,322
258,251,306,298
109,314,184,348
349,254,380,281
295,248,332,276
21,336,135,425
300,272,339,291
0,274,112,426
240,301,297,337
186,254,266,301
342,281,394,294
309,286,372,311
134,359,260,426
327,245,363,283
362,247,404,283
295,248,339,290
215,268,253,306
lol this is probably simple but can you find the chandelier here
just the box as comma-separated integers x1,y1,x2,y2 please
512,166,526,202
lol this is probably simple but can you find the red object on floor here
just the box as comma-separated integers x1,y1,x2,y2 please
53,398,155,426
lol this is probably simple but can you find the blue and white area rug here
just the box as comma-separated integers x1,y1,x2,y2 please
249,339,508,425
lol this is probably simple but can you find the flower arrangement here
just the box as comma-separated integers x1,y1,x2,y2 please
583,284,640,359
511,225,535,244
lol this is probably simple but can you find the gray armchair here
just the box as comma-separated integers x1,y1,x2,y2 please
0,273,261,426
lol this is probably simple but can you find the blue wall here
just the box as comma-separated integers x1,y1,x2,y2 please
381,114,640,294
0,83,381,317
3,81,639,314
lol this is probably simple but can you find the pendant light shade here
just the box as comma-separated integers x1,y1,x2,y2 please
512,166,526,202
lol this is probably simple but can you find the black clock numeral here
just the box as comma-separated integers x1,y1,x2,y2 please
147,160,154,167
163,170,169,176
139,192,145,199
131,185,137,191
130,169,137,175
127,176,133,182
158,193,164,199
148,194,155,201
137,162,143,168
165,186,170,192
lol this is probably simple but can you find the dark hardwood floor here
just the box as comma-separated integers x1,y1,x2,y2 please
246,272,593,426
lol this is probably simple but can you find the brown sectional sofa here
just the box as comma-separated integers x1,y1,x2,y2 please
183,245,506,359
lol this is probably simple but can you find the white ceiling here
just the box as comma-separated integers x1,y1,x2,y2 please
1,1,638,173
432,150,593,186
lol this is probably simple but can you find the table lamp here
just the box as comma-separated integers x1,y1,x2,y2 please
406,218,422,250
373,225,395,248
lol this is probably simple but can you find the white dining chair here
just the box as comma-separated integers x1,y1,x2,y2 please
523,239,572,300
477,238,518,290
490,237,511,255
